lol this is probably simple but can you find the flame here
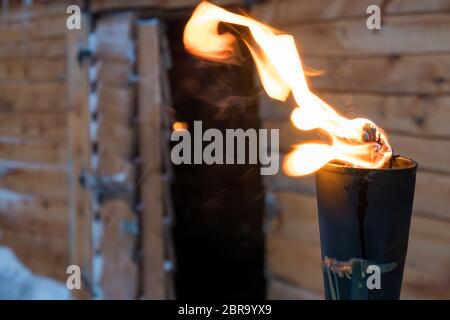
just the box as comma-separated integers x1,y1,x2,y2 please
173,121,189,131
183,1,392,175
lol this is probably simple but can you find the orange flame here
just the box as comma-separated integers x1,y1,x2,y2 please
173,121,189,131
183,1,392,176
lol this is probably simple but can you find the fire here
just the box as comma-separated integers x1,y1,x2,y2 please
173,121,189,131
183,1,392,176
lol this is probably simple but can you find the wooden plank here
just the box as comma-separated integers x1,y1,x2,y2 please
402,215,450,299
0,37,66,60
100,200,138,299
305,55,450,95
97,85,134,123
66,13,92,298
0,214,68,242
0,58,65,82
269,279,322,300
0,168,68,200
260,92,450,138
4,0,74,22
0,192,68,221
321,93,450,138
0,229,69,281
414,172,450,221
267,192,319,245
0,112,67,142
390,135,450,174
91,0,240,11
97,61,132,87
138,20,165,300
97,117,135,158
262,120,450,173
265,192,323,296
94,13,139,299
0,82,66,112
0,15,66,44
0,141,66,164
95,13,135,62
267,233,324,296
97,150,135,178
286,14,450,57
253,0,450,25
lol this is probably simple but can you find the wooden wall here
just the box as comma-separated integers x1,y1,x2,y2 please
253,0,450,299
89,12,139,299
0,1,75,281
89,0,241,12
0,1,176,298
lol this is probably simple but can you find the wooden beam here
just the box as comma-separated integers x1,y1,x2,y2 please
390,134,450,174
305,55,450,95
0,168,68,200
93,12,139,299
0,229,69,281
97,85,134,122
0,58,65,82
3,0,74,22
0,37,66,60
0,112,67,142
321,93,450,138
0,141,66,164
267,192,319,244
253,0,450,26
402,215,450,299
269,279,322,300
267,233,324,296
414,171,450,221
0,82,66,112
97,150,136,178
66,13,92,298
95,13,135,62
91,0,241,12
260,92,450,138
96,61,133,87
100,200,139,299
97,117,135,158
0,193,69,222
286,14,450,57
137,20,165,300
0,15,66,44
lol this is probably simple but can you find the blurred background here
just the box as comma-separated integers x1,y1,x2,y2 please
0,0,449,299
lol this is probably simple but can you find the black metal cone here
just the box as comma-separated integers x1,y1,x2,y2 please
315,156,417,300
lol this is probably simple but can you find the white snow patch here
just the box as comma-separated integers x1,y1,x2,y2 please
0,246,72,300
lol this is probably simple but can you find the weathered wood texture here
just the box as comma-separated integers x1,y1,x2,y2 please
0,3,71,283
93,13,139,300
253,0,450,25
138,20,165,300
138,19,177,300
91,0,242,12
254,0,450,299
66,13,93,298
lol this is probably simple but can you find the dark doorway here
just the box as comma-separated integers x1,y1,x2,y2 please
165,12,266,299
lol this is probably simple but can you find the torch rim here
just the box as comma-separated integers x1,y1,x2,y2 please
321,156,418,175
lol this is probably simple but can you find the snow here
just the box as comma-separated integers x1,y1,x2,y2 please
0,246,72,300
